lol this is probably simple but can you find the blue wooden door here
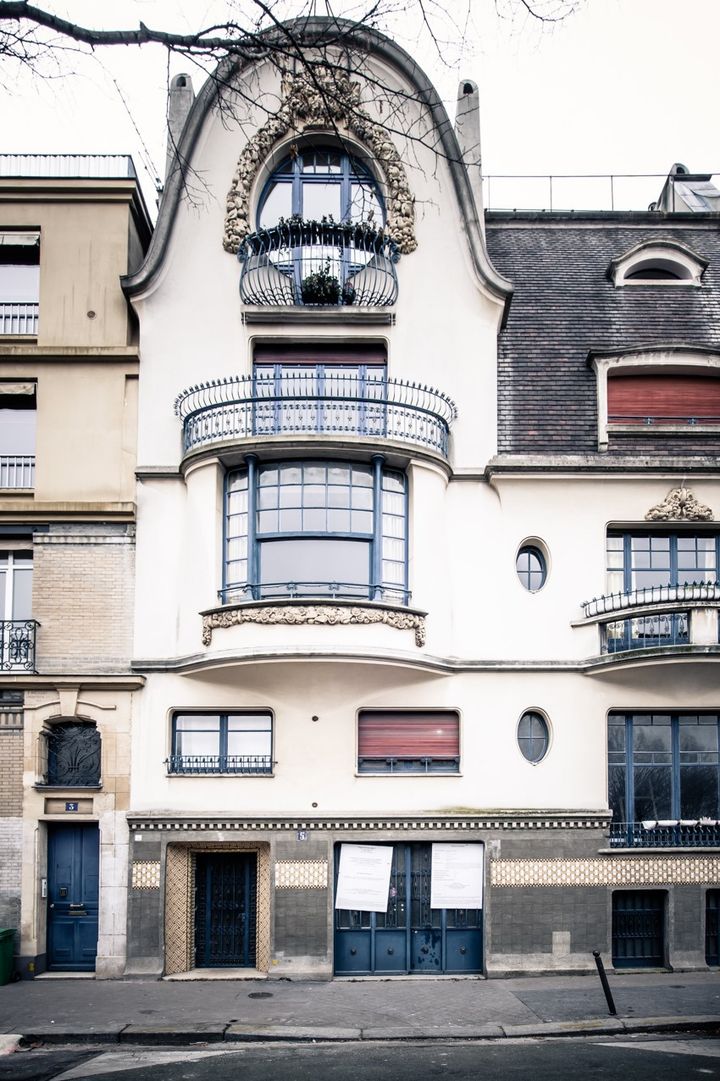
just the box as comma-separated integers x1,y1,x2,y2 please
47,824,99,971
334,843,483,975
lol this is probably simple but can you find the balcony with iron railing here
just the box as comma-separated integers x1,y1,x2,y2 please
237,219,399,308
0,620,39,672
609,820,720,848
0,455,35,489
174,372,457,461
580,582,720,659
0,302,38,335
166,754,273,775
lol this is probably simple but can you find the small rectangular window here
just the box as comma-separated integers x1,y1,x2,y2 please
358,710,460,774
168,711,272,775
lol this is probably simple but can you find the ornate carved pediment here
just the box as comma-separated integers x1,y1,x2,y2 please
645,487,714,522
223,67,416,255
203,602,426,648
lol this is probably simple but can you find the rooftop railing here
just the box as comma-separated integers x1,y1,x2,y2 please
482,170,720,213
175,372,457,459
609,821,720,848
238,220,399,307
0,154,137,179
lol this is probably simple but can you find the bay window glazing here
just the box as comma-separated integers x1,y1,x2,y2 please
225,458,408,603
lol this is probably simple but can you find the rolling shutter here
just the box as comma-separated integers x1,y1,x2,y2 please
358,711,459,758
608,375,720,422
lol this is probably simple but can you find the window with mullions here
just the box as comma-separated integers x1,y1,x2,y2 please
516,546,546,591
605,531,719,652
168,712,272,775
258,147,384,229
225,459,407,604
608,712,720,823
252,362,387,438
517,711,550,763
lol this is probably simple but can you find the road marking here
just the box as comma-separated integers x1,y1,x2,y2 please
599,1040,720,1059
53,1047,248,1080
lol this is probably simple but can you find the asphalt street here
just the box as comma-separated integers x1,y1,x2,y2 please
2,1035,720,1081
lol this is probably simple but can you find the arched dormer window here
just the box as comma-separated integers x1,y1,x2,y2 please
258,145,384,229
239,143,398,307
608,240,706,287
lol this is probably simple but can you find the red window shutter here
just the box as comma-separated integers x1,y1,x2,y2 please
358,711,459,758
254,343,386,365
608,375,720,422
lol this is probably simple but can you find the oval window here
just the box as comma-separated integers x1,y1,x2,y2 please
517,711,549,763
516,545,547,591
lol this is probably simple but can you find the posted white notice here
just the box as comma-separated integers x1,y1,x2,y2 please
430,844,484,909
335,844,393,912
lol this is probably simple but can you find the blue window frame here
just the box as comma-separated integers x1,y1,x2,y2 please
258,147,384,229
168,712,273,775
224,458,408,604
605,531,719,652
608,712,720,823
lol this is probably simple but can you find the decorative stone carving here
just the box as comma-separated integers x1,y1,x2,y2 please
645,486,714,522
202,603,426,648
223,67,416,255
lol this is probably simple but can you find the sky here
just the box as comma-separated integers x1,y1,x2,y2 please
2,0,717,217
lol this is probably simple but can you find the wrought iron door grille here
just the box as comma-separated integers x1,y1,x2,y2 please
612,890,666,968
195,853,257,968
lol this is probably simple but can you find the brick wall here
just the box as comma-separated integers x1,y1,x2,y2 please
33,525,135,671
0,727,23,816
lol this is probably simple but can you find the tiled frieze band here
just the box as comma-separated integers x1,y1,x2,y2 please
129,815,608,833
275,859,328,890
131,860,161,891
491,855,720,887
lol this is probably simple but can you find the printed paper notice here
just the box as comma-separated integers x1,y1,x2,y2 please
430,844,484,909
335,844,393,912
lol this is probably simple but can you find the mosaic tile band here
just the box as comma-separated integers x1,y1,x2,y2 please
131,860,161,891
275,859,328,890
491,855,720,887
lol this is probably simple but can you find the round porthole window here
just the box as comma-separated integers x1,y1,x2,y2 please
516,545,547,591
517,711,549,763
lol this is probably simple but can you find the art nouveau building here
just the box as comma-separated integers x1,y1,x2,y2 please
114,21,720,980
0,156,151,978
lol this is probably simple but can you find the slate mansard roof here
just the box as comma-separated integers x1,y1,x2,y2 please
486,215,720,458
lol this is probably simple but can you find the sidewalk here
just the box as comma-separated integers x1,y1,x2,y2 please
1,970,719,1046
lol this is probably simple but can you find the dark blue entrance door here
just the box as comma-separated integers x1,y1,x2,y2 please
194,853,257,967
334,843,483,975
47,824,99,971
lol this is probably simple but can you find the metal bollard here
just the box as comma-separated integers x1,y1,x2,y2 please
592,950,617,1016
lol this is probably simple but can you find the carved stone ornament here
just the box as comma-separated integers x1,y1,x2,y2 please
223,67,417,255
645,486,714,522
202,603,426,648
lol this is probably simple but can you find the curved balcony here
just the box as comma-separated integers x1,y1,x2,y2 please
580,582,720,657
174,373,457,460
237,220,399,307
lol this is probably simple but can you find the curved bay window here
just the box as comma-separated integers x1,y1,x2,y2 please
224,458,408,604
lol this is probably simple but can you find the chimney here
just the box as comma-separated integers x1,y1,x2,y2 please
165,74,195,184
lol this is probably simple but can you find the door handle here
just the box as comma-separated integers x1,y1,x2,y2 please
49,903,54,909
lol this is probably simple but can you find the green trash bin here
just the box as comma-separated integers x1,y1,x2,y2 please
0,929,15,986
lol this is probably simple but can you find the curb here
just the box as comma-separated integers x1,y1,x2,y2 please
16,1015,720,1047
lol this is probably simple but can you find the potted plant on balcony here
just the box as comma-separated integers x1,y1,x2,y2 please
300,260,342,305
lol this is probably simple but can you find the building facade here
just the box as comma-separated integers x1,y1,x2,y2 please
0,155,151,978
118,23,719,980
3,20,718,981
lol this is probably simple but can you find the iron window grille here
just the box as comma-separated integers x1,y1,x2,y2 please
224,457,408,605
168,712,273,775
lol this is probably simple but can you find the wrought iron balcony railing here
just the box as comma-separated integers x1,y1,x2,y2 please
357,756,460,774
220,580,409,606
238,220,399,307
604,612,690,653
166,754,272,775
0,620,39,672
175,373,457,458
0,302,38,335
583,581,720,619
609,820,720,848
0,455,35,488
